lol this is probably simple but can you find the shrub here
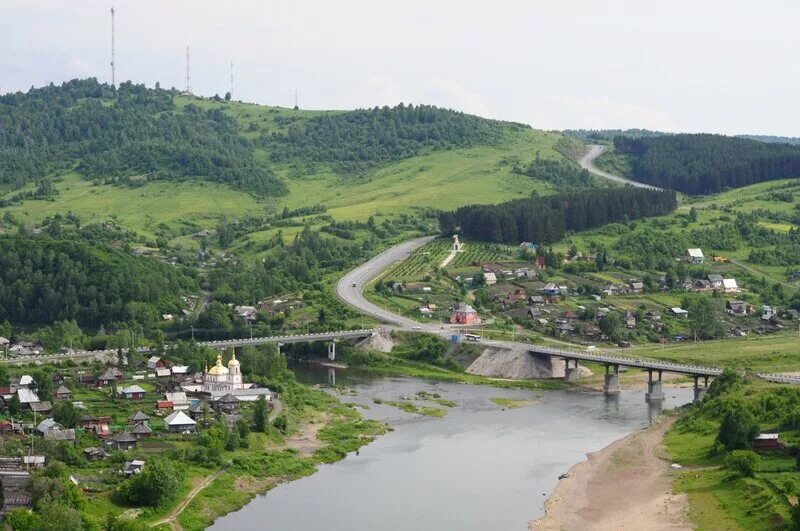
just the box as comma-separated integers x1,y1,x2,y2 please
724,450,760,477
717,407,759,451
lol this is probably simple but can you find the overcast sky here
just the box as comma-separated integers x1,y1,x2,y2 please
3,0,799,135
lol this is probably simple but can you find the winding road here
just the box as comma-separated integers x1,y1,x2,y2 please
578,144,661,190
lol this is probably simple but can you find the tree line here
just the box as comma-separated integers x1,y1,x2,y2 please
0,78,286,197
266,103,519,170
0,232,196,328
614,134,800,194
439,187,677,244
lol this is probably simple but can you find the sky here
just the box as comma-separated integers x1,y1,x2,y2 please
3,0,800,136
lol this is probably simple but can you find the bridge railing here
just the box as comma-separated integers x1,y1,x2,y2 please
527,345,723,376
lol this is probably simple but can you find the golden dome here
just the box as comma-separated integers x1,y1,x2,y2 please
207,354,229,376
227,352,240,367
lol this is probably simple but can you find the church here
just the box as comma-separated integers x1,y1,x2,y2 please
184,352,272,403
203,353,244,392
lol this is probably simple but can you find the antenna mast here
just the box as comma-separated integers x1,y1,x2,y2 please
230,61,234,98
294,89,298,110
185,46,192,95
110,7,116,86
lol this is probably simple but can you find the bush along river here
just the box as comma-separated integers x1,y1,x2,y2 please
211,363,694,531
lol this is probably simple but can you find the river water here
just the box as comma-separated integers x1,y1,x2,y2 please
211,364,694,531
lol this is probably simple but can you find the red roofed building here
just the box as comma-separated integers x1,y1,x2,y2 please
450,302,481,325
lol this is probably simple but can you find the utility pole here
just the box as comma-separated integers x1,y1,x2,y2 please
110,7,116,86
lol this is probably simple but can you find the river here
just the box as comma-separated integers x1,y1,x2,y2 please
211,364,694,531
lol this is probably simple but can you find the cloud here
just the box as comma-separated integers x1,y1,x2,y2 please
431,76,491,117
68,56,97,77
366,76,407,107
550,95,678,132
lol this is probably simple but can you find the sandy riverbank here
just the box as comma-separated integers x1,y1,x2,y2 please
531,415,691,530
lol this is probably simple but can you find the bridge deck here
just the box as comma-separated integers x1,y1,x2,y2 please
528,345,723,377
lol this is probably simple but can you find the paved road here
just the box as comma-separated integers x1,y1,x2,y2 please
579,144,662,190
335,236,437,328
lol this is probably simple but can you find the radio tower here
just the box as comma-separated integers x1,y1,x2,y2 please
185,46,192,95
110,7,116,86
230,61,234,98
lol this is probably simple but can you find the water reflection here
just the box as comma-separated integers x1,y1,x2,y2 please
211,363,694,531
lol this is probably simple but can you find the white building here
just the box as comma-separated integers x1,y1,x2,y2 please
203,353,244,393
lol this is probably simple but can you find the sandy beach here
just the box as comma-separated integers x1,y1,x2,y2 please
531,415,691,530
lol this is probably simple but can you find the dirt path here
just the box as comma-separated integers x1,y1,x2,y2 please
151,466,228,529
531,415,690,530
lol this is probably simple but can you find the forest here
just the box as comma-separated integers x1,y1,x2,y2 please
439,187,677,244
513,158,597,188
0,233,195,328
614,134,800,194
0,78,286,197
266,103,516,170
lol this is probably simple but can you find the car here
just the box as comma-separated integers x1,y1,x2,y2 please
351,283,357,288
412,326,421,330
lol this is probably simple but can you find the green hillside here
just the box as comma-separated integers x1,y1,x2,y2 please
0,80,578,252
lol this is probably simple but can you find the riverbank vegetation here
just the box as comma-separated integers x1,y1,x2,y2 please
666,372,800,528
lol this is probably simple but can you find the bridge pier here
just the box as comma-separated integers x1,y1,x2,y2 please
693,375,709,403
645,369,665,402
327,341,336,361
564,358,581,381
603,364,621,395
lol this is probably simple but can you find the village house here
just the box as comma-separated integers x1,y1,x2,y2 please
761,306,775,321
51,373,65,386
629,281,644,294
685,248,705,264
78,414,99,429
753,433,786,451
555,322,574,336
483,272,497,286
0,337,9,350
527,307,543,319
171,365,190,378
110,431,138,451
130,423,152,439
540,283,561,297
36,418,63,437
645,310,661,321
707,274,724,289
44,428,75,444
528,295,545,305
164,411,197,434
128,411,150,425
722,278,740,293
558,310,578,323
235,305,258,322
506,288,527,303
622,311,637,329
165,392,190,411
726,300,752,316
693,279,712,292
84,447,110,461
98,367,124,387
670,307,689,318
16,388,39,410
78,374,98,387
118,385,146,400
450,302,481,325
53,386,72,401
30,401,52,415
123,460,145,478
22,456,45,469
213,393,240,414
92,423,111,439
147,356,168,370
155,368,171,379
155,400,174,412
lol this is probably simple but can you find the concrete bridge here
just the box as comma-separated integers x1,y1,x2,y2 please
3,329,379,366
194,329,378,360
527,345,722,402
